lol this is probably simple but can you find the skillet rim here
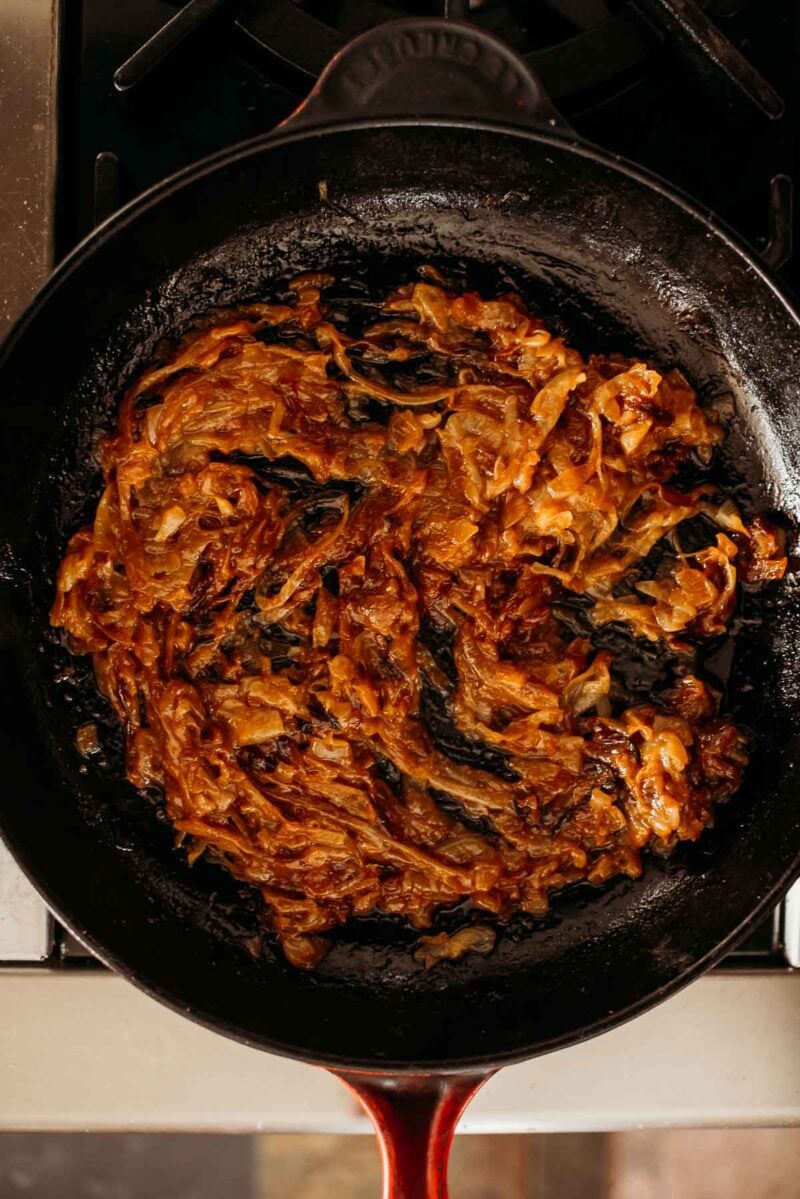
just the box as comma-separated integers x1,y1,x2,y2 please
4,115,800,369
1,115,800,1072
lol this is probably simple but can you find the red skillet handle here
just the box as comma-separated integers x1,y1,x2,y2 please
335,1069,493,1199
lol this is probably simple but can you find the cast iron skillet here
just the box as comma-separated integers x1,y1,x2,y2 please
2,17,800,1196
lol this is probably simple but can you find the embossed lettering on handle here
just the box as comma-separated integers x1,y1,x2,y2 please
284,18,571,135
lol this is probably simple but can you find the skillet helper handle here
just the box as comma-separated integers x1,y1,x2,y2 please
282,17,571,135
336,1070,492,1199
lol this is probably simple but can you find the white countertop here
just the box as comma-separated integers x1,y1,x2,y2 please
2,969,800,1133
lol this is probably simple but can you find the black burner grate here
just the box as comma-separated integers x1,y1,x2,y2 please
57,0,797,271
234,0,659,100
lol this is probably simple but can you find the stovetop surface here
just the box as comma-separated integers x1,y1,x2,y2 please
26,0,796,970
60,0,797,272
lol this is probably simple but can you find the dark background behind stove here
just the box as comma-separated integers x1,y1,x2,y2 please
45,0,798,968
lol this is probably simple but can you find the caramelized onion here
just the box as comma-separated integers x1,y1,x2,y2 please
51,276,787,969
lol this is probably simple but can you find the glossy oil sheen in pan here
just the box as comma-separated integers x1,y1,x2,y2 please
1,120,800,1069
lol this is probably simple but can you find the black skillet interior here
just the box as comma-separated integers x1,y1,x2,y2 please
1,122,800,1070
